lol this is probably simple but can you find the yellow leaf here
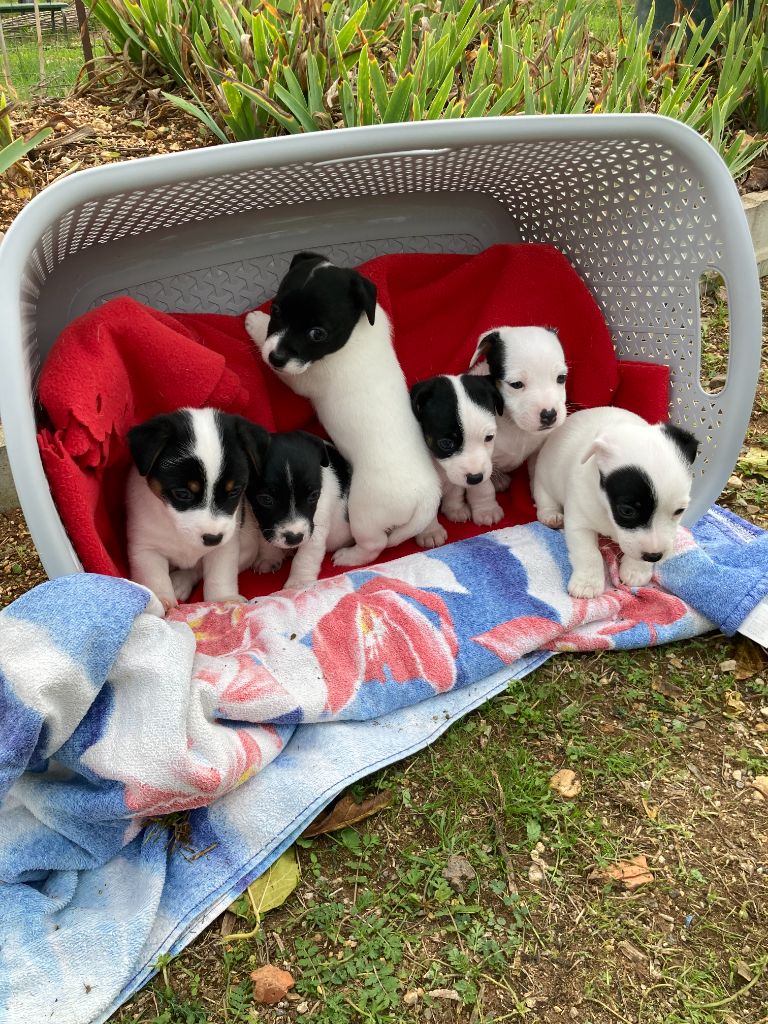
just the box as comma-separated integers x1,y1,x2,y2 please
224,848,299,941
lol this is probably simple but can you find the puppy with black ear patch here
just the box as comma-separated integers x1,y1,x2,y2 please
245,252,441,566
469,326,568,484
410,374,504,547
532,407,699,598
247,431,353,589
126,407,267,612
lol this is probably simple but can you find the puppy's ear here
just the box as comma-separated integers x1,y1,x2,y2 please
299,430,331,469
235,418,270,476
662,423,699,465
541,324,560,337
469,330,501,370
480,377,504,416
349,272,377,326
127,414,177,477
410,379,436,421
580,436,614,466
290,251,325,269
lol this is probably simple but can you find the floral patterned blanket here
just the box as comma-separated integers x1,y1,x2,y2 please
1,508,767,1024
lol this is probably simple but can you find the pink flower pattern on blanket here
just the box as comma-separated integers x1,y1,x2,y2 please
312,577,459,714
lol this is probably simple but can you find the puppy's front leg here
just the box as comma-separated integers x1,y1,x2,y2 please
467,478,504,527
332,531,388,568
564,522,606,599
619,555,654,589
440,481,471,523
416,516,448,549
285,529,329,590
244,310,270,348
202,539,244,603
129,548,177,614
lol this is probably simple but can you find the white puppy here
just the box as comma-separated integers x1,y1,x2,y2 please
469,326,568,482
532,407,699,598
126,407,268,612
410,373,504,546
245,252,441,567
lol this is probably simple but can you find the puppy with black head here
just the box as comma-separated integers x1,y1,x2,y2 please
410,374,504,547
532,407,699,598
245,252,441,567
246,430,353,589
469,326,568,485
126,407,267,612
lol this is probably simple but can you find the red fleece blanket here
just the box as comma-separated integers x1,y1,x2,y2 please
37,244,669,597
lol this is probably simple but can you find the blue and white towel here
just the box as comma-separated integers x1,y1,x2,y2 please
1,508,767,1024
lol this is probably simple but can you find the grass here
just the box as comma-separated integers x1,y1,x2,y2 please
4,30,98,101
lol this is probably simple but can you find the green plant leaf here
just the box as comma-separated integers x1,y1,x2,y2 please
383,71,414,122
224,847,300,940
162,91,229,142
0,127,53,176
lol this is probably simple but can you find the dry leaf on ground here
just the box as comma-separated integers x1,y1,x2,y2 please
653,678,684,699
442,854,477,892
724,689,747,715
250,965,295,1004
549,768,582,798
588,855,654,890
751,776,768,798
302,789,392,838
738,447,768,478
734,636,766,681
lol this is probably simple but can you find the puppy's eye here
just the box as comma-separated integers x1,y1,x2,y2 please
616,503,637,519
437,438,456,453
308,327,327,342
484,434,495,443
229,485,242,498
674,507,686,516
507,381,524,390
556,373,567,385
256,493,274,508
170,487,194,503
308,489,321,503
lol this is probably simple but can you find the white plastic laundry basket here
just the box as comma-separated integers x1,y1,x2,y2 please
0,114,761,579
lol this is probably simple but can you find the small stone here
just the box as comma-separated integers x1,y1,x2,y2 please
549,768,582,798
428,989,460,1001
760,706,768,719
691,719,707,730
751,776,768,798
720,659,737,673
441,855,476,893
250,966,295,1005
732,769,743,782
528,863,546,884
296,1002,309,1015
403,991,420,1006
710,374,727,390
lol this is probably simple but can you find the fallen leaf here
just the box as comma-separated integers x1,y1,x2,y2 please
734,637,766,681
751,776,768,798
589,855,654,890
441,855,476,893
403,990,420,1006
738,447,768,479
735,960,753,984
549,768,582,798
724,689,747,715
228,847,299,933
429,988,461,1000
641,798,659,821
303,789,392,838
250,965,295,1004
653,678,684,699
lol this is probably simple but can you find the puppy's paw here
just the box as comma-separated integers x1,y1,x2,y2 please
537,508,564,530
254,553,285,574
568,571,605,599
619,558,654,589
244,310,269,346
416,523,448,549
471,502,504,527
284,576,316,591
441,502,471,524
332,545,375,568
170,568,200,602
206,593,246,605
492,468,512,493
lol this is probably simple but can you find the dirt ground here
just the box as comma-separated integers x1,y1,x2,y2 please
1,99,767,1024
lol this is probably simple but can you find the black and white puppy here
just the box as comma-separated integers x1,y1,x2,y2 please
532,407,699,598
246,431,353,589
410,374,504,547
469,326,568,484
126,407,267,612
245,252,441,567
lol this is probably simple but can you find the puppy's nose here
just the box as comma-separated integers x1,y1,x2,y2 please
202,533,223,547
268,349,289,369
283,530,304,547
465,472,484,486
540,408,557,427
642,551,663,563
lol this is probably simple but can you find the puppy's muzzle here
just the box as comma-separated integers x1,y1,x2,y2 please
641,551,663,563
202,532,224,547
268,349,291,369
